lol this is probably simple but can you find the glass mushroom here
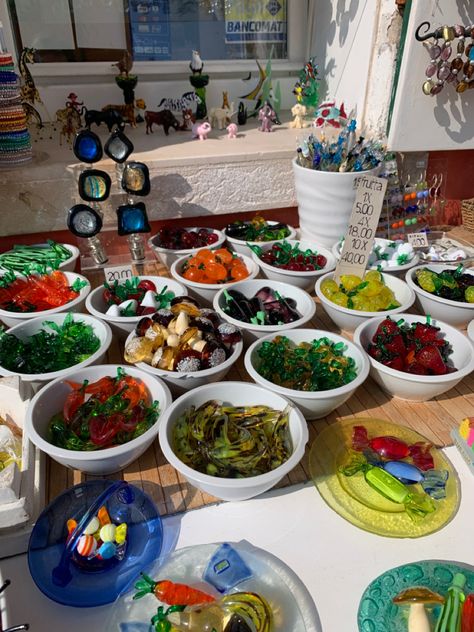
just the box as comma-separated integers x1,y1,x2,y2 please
393,587,445,632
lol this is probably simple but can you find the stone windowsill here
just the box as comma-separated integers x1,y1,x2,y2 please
0,111,306,236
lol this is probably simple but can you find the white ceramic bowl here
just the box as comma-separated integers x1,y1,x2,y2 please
251,239,336,292
148,227,226,269
158,381,308,501
315,271,415,333
468,319,474,343
0,270,91,329
213,279,316,345
124,329,243,397
169,252,259,305
331,238,420,276
85,275,188,339
244,328,369,420
405,264,474,328
353,314,474,401
0,313,112,390
0,242,80,273
25,364,172,474
224,220,297,256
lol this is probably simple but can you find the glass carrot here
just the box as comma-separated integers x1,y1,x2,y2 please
133,575,215,605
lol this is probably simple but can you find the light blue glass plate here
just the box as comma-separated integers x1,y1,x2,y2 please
358,560,474,631
108,540,322,632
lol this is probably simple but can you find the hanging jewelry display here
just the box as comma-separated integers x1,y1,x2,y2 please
67,203,108,265
416,22,474,95
68,129,109,265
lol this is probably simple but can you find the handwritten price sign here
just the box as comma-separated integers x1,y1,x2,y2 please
103,264,134,284
334,174,388,281
407,232,429,248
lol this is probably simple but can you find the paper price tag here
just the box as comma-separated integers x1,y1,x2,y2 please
407,232,429,248
334,175,388,281
103,264,134,284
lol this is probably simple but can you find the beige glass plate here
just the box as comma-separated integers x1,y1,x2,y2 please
309,418,460,538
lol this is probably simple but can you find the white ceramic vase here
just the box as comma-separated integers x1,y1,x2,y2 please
292,158,379,248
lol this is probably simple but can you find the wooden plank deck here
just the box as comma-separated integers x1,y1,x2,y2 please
46,226,474,516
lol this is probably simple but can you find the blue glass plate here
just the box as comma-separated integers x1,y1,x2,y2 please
107,540,322,632
357,560,474,631
28,480,163,607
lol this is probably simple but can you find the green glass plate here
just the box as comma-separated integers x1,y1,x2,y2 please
309,418,460,538
358,560,474,631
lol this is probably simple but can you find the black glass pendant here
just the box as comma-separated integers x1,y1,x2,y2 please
104,129,134,163
116,202,151,235
73,130,103,163
121,161,150,196
67,204,103,238
78,169,112,202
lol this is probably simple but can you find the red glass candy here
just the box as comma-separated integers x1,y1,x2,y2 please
409,442,434,471
352,425,369,451
369,435,410,460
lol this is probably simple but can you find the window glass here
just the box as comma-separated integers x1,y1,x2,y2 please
8,0,288,62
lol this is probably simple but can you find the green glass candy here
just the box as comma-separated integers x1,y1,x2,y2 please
256,335,357,391
0,313,100,373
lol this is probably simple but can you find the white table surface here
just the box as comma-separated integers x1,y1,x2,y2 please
1,446,473,631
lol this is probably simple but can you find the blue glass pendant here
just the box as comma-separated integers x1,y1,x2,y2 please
121,162,150,196
78,169,112,202
73,130,103,163
104,129,134,163
116,202,151,235
203,543,252,593
67,204,103,238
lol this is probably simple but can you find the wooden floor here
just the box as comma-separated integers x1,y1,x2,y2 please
46,226,474,517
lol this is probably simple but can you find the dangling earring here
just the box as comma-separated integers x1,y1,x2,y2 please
428,174,439,216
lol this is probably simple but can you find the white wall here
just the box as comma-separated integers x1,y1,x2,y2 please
389,1,474,151
308,0,378,124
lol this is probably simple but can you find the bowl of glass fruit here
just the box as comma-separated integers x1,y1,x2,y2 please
25,364,172,474
353,314,474,401
0,240,80,273
170,247,259,304
0,269,91,329
158,380,308,501
85,275,187,339
250,239,336,292
332,237,419,276
148,226,225,269
405,264,474,328
123,296,243,396
213,280,316,345
0,312,112,390
244,329,369,420
224,215,297,256
315,270,415,333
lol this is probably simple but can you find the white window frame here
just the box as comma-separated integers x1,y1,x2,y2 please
0,0,308,79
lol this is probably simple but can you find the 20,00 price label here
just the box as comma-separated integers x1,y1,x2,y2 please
334,175,388,281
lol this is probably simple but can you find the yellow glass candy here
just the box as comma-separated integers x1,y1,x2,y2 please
340,274,362,291
364,270,382,283
124,337,154,363
320,279,339,297
115,523,127,544
330,291,349,307
324,271,399,312
359,280,384,297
